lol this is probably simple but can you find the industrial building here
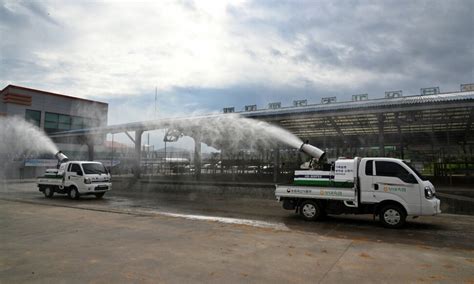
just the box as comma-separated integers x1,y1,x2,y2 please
0,85,108,178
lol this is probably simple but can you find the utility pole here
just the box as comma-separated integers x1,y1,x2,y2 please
155,87,157,119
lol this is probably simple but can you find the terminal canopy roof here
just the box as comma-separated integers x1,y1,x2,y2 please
51,91,474,150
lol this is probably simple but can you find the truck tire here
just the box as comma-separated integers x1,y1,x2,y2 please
379,204,406,228
43,186,54,198
95,192,105,199
300,200,322,221
68,187,80,200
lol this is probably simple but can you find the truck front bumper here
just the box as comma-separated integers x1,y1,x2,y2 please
423,197,441,215
82,183,112,193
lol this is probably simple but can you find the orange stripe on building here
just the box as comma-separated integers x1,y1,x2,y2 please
4,94,32,102
5,92,32,100
3,98,32,106
2,92,33,106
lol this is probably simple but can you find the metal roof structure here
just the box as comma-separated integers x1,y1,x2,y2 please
49,90,473,156
238,91,474,149
241,91,474,118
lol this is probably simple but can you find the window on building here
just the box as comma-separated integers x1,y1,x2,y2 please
44,112,59,132
45,112,100,133
85,118,100,128
25,109,41,127
93,119,101,127
83,117,93,128
71,116,84,129
58,114,71,130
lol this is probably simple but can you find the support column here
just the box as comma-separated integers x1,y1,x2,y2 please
463,108,474,176
194,135,202,181
395,112,404,159
273,147,280,183
378,114,385,156
220,150,224,175
134,130,143,179
87,143,95,161
81,136,95,161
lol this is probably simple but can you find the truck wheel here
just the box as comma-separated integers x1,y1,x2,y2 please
43,187,54,198
379,204,406,228
95,192,105,199
68,187,80,200
300,200,322,221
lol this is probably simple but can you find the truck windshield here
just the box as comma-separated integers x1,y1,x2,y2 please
82,163,108,175
402,161,427,181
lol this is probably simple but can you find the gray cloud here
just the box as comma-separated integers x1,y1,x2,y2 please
229,0,473,95
21,0,59,26
0,0,472,119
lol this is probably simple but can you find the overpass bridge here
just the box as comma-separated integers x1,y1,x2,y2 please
51,90,474,180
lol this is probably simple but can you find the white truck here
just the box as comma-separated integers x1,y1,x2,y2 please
275,144,441,228
37,152,112,199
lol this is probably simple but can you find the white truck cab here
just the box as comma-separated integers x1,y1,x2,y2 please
38,161,112,199
359,158,440,217
276,156,441,228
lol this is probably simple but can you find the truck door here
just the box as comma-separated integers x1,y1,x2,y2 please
373,161,421,214
68,163,84,188
360,159,377,203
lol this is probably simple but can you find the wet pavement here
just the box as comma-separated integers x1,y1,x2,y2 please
1,182,474,282
2,181,474,251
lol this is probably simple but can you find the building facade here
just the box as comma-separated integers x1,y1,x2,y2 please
0,85,108,178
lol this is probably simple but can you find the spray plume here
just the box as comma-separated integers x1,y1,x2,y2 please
136,114,304,152
0,116,58,158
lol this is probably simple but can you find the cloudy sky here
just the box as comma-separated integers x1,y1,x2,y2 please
1,0,473,128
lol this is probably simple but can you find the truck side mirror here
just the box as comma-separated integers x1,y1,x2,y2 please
76,171,83,176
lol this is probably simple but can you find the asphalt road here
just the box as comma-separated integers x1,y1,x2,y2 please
1,182,474,283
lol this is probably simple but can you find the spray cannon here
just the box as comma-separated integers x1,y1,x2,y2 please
299,142,326,162
55,151,69,166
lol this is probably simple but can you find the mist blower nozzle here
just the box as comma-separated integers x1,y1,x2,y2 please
299,142,326,162
55,151,69,164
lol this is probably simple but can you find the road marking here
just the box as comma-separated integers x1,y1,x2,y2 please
157,211,290,231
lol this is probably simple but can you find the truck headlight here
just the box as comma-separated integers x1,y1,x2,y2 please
84,177,92,184
424,186,434,199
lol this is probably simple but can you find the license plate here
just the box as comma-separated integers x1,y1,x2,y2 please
95,186,108,191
